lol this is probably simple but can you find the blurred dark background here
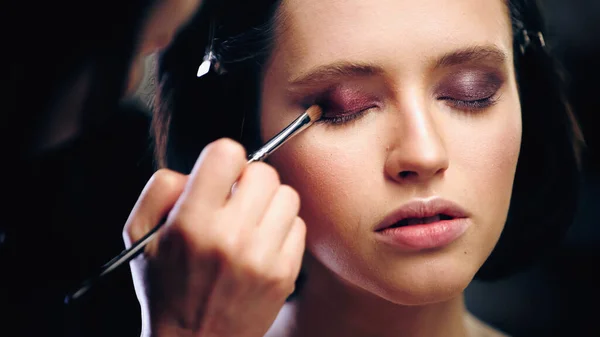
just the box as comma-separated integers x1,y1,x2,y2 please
466,1,600,336
1,1,598,336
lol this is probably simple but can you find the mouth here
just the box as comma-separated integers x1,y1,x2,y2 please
386,214,455,229
373,198,471,250
374,198,469,232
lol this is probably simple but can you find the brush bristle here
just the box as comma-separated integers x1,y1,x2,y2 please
306,105,323,122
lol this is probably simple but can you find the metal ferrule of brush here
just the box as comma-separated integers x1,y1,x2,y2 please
248,112,312,163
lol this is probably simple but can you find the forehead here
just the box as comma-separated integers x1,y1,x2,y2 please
272,0,513,76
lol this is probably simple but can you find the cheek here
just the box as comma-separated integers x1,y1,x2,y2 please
454,117,521,188
267,129,381,245
449,96,522,239
269,134,362,212
469,109,520,194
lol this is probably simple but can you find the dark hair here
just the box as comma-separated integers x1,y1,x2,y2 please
154,0,583,281
9,0,158,158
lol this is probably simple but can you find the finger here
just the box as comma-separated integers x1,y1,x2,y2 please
123,169,187,249
226,162,281,227
182,138,247,210
279,217,306,278
256,185,300,248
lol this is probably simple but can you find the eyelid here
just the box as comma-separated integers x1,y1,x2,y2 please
322,100,380,115
317,105,377,125
434,69,504,102
290,78,385,109
291,86,336,110
441,92,501,112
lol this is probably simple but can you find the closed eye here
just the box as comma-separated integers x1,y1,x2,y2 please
438,93,499,112
318,105,379,125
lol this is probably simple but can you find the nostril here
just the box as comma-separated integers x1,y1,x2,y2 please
399,171,417,179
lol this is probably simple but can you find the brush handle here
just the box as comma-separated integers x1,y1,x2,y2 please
247,112,312,163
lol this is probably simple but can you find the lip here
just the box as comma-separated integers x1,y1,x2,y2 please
374,197,471,251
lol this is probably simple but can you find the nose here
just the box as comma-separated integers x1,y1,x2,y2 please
384,101,449,184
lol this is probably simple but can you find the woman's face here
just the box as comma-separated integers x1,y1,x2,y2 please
261,0,522,305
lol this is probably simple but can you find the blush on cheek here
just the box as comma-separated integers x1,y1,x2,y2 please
487,113,521,175
454,107,522,227
270,140,348,197
470,125,520,174
268,135,364,228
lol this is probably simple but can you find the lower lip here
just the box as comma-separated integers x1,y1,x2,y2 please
375,218,470,251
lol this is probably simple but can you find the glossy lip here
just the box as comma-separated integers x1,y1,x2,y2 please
374,197,470,232
373,197,471,251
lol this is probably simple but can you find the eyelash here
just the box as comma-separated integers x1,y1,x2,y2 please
316,93,499,126
318,106,376,126
439,94,499,112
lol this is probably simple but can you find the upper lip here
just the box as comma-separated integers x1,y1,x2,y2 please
374,197,469,231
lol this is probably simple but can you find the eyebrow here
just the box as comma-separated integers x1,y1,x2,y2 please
286,45,508,89
287,62,385,89
434,45,507,69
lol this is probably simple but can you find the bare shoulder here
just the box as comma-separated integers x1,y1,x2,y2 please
465,312,511,337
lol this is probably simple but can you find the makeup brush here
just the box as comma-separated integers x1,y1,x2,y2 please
65,105,323,303
247,105,322,162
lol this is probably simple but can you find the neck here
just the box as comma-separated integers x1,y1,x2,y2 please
33,68,93,154
288,258,469,337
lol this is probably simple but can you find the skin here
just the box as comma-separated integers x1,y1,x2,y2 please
128,0,521,336
125,141,306,337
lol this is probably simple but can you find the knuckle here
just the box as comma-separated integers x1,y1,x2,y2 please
278,185,300,210
125,170,185,242
294,217,307,233
237,252,293,288
124,169,186,244
207,138,246,161
237,250,269,279
163,213,213,255
122,220,142,248
169,210,246,263
122,221,137,245
269,266,293,285
289,217,307,248
166,224,229,267
212,232,243,265
266,266,295,295
247,162,280,185
170,205,198,231
153,224,189,260
149,168,182,192
162,218,195,248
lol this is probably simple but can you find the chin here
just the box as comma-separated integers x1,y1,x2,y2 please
381,279,469,306
392,271,475,306
354,256,479,306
